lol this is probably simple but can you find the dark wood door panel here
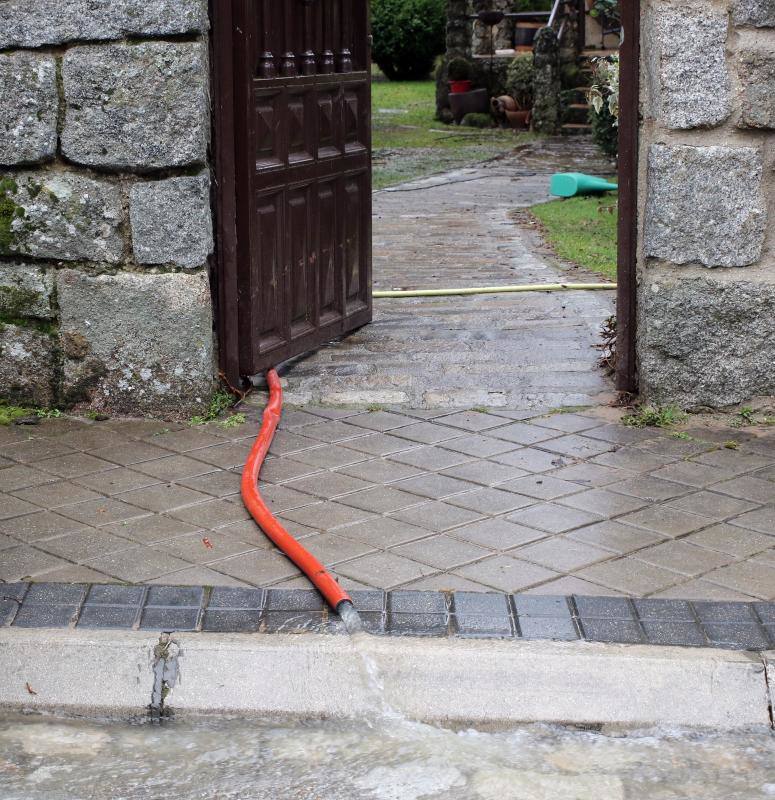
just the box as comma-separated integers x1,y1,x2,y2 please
219,0,372,378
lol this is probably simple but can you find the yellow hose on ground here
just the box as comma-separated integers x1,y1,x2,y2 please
372,283,616,298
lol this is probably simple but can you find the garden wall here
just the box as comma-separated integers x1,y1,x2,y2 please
0,0,215,416
637,0,775,408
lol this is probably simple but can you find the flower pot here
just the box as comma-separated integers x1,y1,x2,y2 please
449,79,473,94
505,108,532,130
448,88,490,124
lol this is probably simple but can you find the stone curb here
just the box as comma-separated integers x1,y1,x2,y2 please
0,627,772,730
2,583,774,652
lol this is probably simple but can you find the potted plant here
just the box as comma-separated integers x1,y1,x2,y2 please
503,53,534,128
447,57,473,94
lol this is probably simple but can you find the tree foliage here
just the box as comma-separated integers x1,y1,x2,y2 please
372,0,446,81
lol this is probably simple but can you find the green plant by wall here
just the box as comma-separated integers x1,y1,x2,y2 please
372,0,446,81
461,112,494,128
589,99,618,157
447,57,472,82
505,53,535,108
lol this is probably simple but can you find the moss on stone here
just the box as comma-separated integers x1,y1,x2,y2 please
0,284,42,318
0,177,24,253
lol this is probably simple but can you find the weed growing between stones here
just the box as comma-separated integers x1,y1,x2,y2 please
0,401,61,425
189,389,236,426
622,405,687,428
0,177,24,253
218,413,246,429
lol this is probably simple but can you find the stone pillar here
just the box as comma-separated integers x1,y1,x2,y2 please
0,0,215,416
437,0,473,119
637,0,775,409
532,27,561,134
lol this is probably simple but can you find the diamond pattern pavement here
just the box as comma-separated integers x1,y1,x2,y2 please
0,406,774,600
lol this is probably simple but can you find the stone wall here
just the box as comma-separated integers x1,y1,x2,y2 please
637,0,775,409
0,0,215,416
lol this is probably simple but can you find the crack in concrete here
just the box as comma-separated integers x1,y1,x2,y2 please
149,633,180,721
761,654,774,730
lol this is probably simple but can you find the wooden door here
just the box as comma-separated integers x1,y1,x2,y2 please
213,0,372,384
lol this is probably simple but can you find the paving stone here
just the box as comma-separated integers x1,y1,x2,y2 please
521,576,623,596
154,531,255,564
280,501,373,531
568,520,664,554
133,456,216,482
574,595,634,619
401,573,492,591
692,600,757,624
694,449,774,474
650,462,738,489
0,465,58,493
265,588,324,611
13,603,79,628
36,529,133,563
388,501,483,533
582,424,657,445
346,411,418,432
284,445,366,471
294,533,374,566
728,506,775,535
0,545,70,581
664,490,757,521
118,485,212,514
653,580,758,602
147,567,250,588
607,476,690,503
507,503,601,534
393,473,476,500
337,486,423,514
519,615,579,640
617,506,711,537
684,523,775,558
102,516,199,545
12,481,102,509
208,587,265,609
212,551,301,586
634,598,694,621
453,555,559,593
297,421,367,444
489,423,560,446
0,511,89,542
202,609,263,633
576,559,682,596
580,618,644,644
516,537,612,572
336,517,433,548
449,517,546,551
454,613,513,637
0,494,41,520
25,583,87,605
335,552,437,588
85,584,145,606
493,448,568,473
84,547,194,583
438,411,510,432
286,472,374,500
558,488,647,518
634,541,733,577
140,607,201,631
541,435,615,460
88,442,173,467
342,433,418,457
35,453,117,480
446,487,535,515
259,458,323,484
592,448,674,473
641,621,706,647
439,435,519,458
390,422,463,445
702,623,770,650
78,605,140,629
180,470,242,498
498,475,583,501
337,459,424,485
513,594,572,618
440,460,528,487
392,535,490,570
703,561,775,600
389,446,473,471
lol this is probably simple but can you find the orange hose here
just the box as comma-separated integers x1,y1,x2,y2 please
241,369,352,612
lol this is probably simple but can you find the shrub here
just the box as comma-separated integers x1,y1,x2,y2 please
372,0,446,81
461,112,494,128
588,57,619,156
505,53,534,108
447,57,472,82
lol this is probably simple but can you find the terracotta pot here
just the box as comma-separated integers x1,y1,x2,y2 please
493,95,518,113
448,88,490,124
505,109,532,130
449,79,473,94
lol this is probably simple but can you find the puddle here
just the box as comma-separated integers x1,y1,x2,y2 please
0,713,773,799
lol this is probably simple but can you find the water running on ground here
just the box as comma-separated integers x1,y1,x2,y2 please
0,712,773,799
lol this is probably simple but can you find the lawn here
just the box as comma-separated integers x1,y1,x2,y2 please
530,195,618,281
372,77,532,189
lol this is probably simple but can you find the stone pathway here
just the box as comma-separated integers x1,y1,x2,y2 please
280,137,617,410
1,405,774,601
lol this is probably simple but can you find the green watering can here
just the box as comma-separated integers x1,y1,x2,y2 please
550,172,618,198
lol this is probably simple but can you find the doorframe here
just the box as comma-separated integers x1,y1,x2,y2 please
615,0,640,395
210,0,243,391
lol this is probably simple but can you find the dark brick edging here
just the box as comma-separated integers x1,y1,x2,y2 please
1,583,773,652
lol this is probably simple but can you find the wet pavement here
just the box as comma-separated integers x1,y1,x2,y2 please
1,713,773,799
1,404,774,600
280,137,617,409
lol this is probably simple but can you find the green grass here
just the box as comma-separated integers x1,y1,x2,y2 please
372,78,532,189
530,195,619,280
